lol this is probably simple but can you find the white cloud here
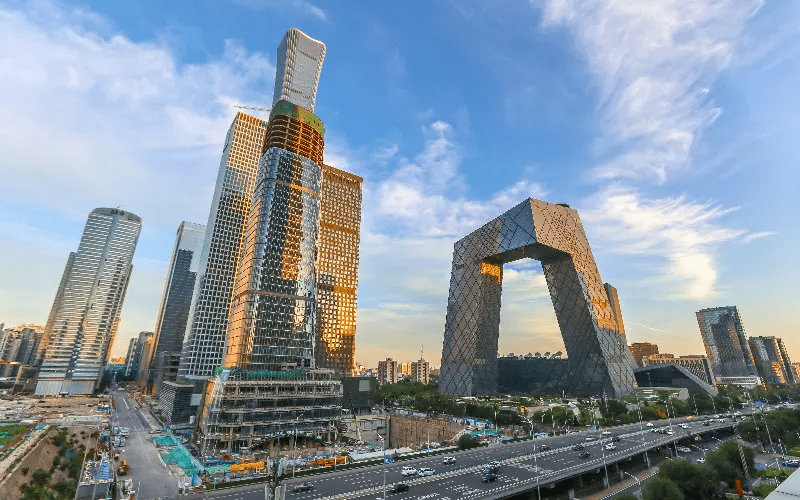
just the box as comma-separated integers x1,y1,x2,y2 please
581,185,748,299
540,0,763,182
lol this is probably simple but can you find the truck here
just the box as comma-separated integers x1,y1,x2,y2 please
117,460,130,475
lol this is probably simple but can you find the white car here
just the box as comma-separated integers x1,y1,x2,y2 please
696,457,706,463
442,457,456,465
418,468,435,477
646,422,654,427
604,443,616,450
677,447,691,453
666,430,674,435
401,467,417,476
601,431,611,436
679,423,689,429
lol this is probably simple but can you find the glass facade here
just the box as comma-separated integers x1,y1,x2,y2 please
272,29,326,112
749,336,794,385
178,113,267,383
316,164,362,376
36,208,142,395
38,252,76,365
696,306,757,380
139,221,205,393
439,198,636,398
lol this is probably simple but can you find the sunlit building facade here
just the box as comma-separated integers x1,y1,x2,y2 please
439,199,636,398
630,342,660,368
139,221,206,394
749,336,794,385
316,164,362,375
38,252,76,365
178,113,267,385
36,208,141,395
644,353,715,386
696,306,757,381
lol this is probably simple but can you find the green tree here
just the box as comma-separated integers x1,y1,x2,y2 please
30,468,51,487
706,440,753,487
457,434,479,450
613,494,637,500
642,477,684,500
658,459,723,500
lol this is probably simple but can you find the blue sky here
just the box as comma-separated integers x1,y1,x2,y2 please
0,0,797,366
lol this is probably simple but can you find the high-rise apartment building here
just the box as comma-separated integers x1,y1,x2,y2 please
411,358,430,384
36,208,141,395
124,337,138,377
645,354,715,386
696,306,757,381
316,164,362,375
0,324,44,365
178,113,267,386
377,358,398,386
139,222,205,394
124,331,152,379
793,362,800,382
749,336,794,385
399,362,412,377
629,342,659,367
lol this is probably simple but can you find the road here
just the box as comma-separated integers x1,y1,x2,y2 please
185,416,738,500
110,388,185,499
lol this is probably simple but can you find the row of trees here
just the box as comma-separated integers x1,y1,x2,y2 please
615,441,755,500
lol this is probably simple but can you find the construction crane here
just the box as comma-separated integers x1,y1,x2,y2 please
234,104,271,113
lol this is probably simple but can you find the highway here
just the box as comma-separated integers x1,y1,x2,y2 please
187,416,739,500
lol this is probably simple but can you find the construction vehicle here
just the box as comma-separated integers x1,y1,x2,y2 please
117,459,130,475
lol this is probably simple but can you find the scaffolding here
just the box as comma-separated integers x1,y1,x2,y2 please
200,367,342,458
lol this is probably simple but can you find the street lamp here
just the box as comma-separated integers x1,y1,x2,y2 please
379,435,387,500
623,471,642,498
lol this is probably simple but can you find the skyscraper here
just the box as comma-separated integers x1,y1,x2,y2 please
139,221,205,394
36,208,141,395
200,29,353,455
749,336,795,385
178,113,268,386
630,342,660,368
696,306,757,381
38,252,76,365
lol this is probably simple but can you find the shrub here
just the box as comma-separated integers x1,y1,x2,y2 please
21,466,28,475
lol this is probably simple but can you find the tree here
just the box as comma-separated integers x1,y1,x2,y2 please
457,434,479,450
706,440,753,488
642,477,684,500
658,459,723,500
614,494,637,500
30,468,51,487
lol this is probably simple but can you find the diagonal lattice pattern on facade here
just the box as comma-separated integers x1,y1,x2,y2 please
439,198,636,398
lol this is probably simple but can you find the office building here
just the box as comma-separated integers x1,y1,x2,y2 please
36,208,141,395
159,381,195,425
315,164,362,376
439,199,636,398
644,354,715,386
630,342,660,368
178,112,268,387
696,306,757,381
139,222,206,394
200,29,346,455
749,336,794,385
377,358,398,386
124,331,152,379
793,362,800,381
411,358,430,384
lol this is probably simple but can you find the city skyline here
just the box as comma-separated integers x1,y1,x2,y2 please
1,1,798,368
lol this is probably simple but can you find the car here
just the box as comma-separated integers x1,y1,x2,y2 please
579,451,591,459
540,444,550,451
487,461,501,468
696,457,706,463
666,430,674,435
612,436,621,442
677,447,691,453
679,423,689,429
702,421,711,426
481,473,497,483
401,467,417,476
389,483,409,493
418,468,435,477
442,456,456,465
601,431,611,435
572,444,584,451
293,482,314,492
646,422,654,427
585,436,596,441
604,443,616,450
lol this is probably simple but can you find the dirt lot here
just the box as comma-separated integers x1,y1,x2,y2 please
0,424,96,499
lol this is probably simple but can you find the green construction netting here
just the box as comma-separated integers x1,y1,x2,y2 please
154,435,180,447
161,447,201,475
